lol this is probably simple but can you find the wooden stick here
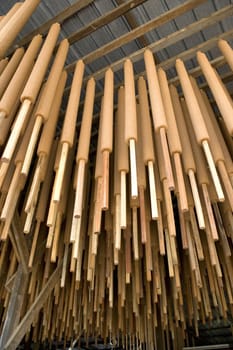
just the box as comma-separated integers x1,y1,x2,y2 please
147,161,158,219
47,197,58,227
72,217,81,260
24,200,36,234
75,241,83,282
125,228,132,284
25,155,45,213
115,194,121,250
189,208,204,261
0,111,6,123
91,233,98,258
188,169,205,229
173,153,188,212
213,203,231,258
70,216,80,244
120,170,127,229
61,244,69,288
28,221,41,268
129,139,138,199
157,200,165,255
53,142,69,203
177,200,188,250
132,207,139,260
1,163,21,221
21,115,43,176
218,39,233,70
139,186,147,244
204,216,221,275
0,162,10,190
102,150,110,210
46,224,56,249
1,99,31,163
74,159,86,218
170,235,178,266
217,160,233,211
202,140,224,202
163,179,176,237
92,177,102,234
164,228,174,278
201,183,218,241
160,128,174,190
0,187,21,241
114,246,119,266
197,51,233,136
51,212,62,262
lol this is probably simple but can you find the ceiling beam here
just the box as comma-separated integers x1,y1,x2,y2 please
115,0,150,48
66,0,209,72
80,5,233,82
159,28,233,71
62,0,147,47
169,56,226,85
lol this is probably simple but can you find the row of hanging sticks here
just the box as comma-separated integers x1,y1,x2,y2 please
0,5,233,347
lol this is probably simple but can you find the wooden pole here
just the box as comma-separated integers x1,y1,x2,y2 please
21,39,69,177
100,69,114,210
158,68,188,211
137,76,158,219
144,49,175,190
124,59,138,199
52,60,84,204
176,58,224,202
0,0,40,59
218,39,233,71
0,23,61,166
117,87,129,229
197,51,233,136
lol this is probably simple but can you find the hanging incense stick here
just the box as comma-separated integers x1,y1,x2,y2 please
52,59,84,204
124,59,138,199
100,69,114,211
0,0,40,58
176,58,224,203
197,51,233,136
144,49,174,190
0,23,60,165
138,76,158,220
21,39,69,177
218,39,233,71
117,86,129,229
158,68,188,212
